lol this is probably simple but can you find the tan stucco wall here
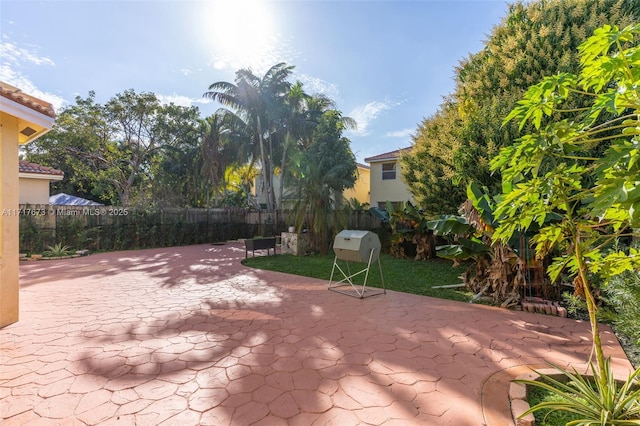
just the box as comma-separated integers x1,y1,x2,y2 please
368,160,414,208
19,177,51,204
256,168,372,210
0,113,20,327
253,173,283,208
343,166,370,206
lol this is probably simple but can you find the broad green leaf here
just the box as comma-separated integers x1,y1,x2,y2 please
368,207,390,223
427,215,472,236
435,237,491,261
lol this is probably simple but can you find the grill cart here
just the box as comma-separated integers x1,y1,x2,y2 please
329,230,386,298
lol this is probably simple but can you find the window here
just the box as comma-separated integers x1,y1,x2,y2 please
382,162,396,180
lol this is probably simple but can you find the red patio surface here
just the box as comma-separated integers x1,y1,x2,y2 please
1,243,633,425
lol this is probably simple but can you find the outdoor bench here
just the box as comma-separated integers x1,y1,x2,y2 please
244,237,277,258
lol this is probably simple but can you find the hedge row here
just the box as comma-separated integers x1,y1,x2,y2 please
19,214,282,254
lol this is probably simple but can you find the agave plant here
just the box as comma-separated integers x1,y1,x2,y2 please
43,243,73,257
516,359,640,425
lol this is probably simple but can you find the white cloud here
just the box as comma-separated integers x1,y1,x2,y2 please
210,56,231,71
206,33,299,77
0,64,65,111
0,41,55,67
157,94,211,108
386,128,414,138
347,101,394,137
180,68,193,76
295,73,340,101
0,40,65,111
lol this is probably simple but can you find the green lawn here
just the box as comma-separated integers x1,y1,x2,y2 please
527,386,582,426
242,252,473,302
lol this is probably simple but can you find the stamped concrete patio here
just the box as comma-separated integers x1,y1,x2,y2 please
1,243,633,425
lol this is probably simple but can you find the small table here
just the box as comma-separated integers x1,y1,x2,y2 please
244,237,277,258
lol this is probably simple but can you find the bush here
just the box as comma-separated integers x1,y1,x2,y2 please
43,243,73,257
600,271,640,363
516,360,640,424
493,23,640,421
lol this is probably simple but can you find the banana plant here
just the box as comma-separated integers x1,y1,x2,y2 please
426,183,526,306
369,201,436,259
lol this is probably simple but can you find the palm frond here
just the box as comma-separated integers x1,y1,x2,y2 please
340,115,358,131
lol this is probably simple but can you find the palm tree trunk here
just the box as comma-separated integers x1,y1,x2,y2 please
279,134,292,211
256,116,273,211
267,130,277,210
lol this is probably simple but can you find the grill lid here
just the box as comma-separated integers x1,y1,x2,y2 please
333,230,381,263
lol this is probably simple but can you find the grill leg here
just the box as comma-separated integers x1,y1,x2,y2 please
377,254,386,294
329,256,338,286
328,249,385,299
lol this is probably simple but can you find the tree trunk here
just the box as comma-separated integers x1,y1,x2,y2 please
266,130,276,211
256,116,274,211
574,235,606,381
278,134,293,211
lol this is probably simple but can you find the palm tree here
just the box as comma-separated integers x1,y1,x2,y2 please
278,90,358,208
276,81,312,208
204,63,294,211
289,110,358,254
299,94,357,147
198,110,248,207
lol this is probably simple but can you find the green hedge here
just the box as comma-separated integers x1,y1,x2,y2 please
19,212,264,254
19,207,380,254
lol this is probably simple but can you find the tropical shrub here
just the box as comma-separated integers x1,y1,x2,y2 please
403,0,640,214
428,183,528,307
43,243,73,257
516,359,640,425
492,24,640,421
599,270,640,366
289,111,357,254
370,201,436,260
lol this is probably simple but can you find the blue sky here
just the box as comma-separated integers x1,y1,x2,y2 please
1,0,508,163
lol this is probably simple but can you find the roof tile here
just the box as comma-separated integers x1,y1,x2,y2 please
0,81,56,118
19,160,64,177
364,148,411,163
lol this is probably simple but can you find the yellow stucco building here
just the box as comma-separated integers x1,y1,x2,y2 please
364,149,414,209
253,162,371,210
0,82,55,328
342,163,370,206
19,160,64,204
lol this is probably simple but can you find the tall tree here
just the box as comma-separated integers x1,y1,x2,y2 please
290,110,357,253
204,63,295,211
403,0,640,214
104,90,200,206
151,109,249,208
277,87,357,207
276,81,310,208
23,91,118,204
198,110,248,207
24,90,200,206
401,98,466,214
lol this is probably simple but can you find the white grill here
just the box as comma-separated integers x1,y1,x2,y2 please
329,230,385,298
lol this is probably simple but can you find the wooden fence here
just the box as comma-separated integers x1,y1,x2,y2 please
17,205,381,253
